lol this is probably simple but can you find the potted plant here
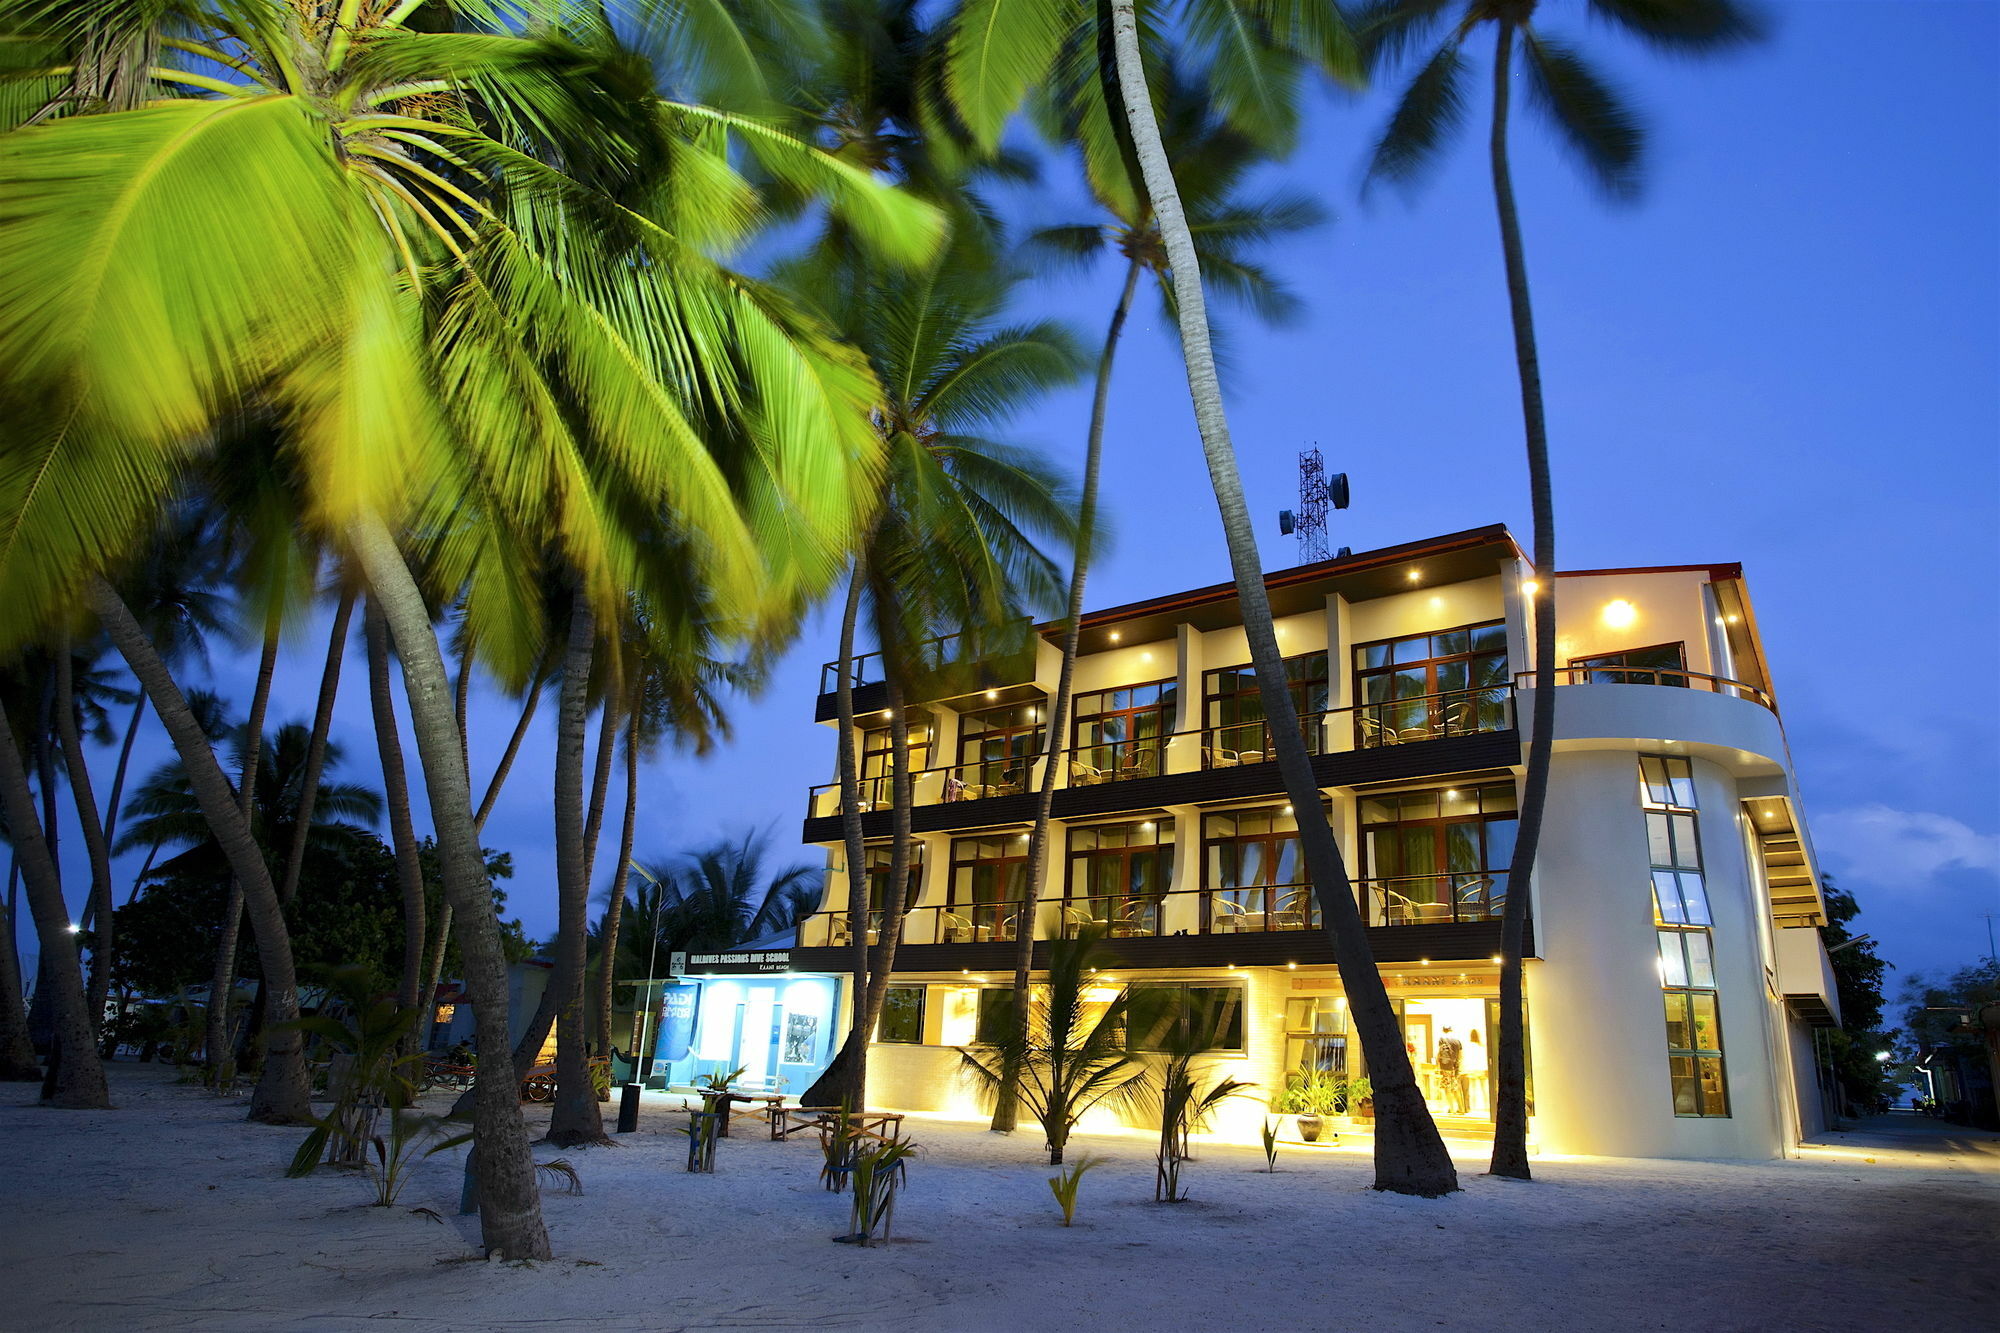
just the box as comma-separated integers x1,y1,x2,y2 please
1344,1075,1375,1124
1273,1066,1343,1143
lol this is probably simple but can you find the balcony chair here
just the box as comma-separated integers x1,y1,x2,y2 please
941,911,973,944
1068,759,1110,786
1203,745,1241,768
1061,905,1110,935
1275,889,1315,931
1356,714,1393,748
1117,748,1159,779
1210,898,1252,933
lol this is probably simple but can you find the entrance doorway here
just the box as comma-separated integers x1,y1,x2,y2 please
1400,996,1492,1119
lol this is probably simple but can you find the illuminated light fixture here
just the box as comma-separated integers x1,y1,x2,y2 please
1726,614,1740,624
1419,958,1431,966
1491,955,1503,964
962,968,970,975
1287,962,1297,971
1602,599,1637,629
1139,821,1154,831
1445,789,1459,799
1430,596,1444,609
985,690,998,700
1109,631,1122,642
1522,580,1540,596
1141,651,1154,662
65,922,82,934
1019,833,1031,841
1282,804,1293,815
880,709,893,718
1406,569,1421,584
1713,617,1726,627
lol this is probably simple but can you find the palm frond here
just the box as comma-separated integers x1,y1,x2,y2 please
1586,0,1768,55
1362,36,1467,195
1521,27,1645,200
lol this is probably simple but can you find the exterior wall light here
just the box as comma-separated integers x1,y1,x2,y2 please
1602,599,1637,629
1109,631,1121,642
985,689,998,699
1522,580,1540,596
1406,569,1421,583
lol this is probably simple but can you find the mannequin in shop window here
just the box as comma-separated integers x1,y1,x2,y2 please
1461,1030,1488,1115
1437,1027,1465,1115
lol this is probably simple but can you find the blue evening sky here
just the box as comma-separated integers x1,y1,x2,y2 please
22,1,1999,993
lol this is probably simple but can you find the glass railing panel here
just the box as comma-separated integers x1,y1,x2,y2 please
1358,872,1508,927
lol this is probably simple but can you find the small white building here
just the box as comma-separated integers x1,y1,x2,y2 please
788,525,1841,1160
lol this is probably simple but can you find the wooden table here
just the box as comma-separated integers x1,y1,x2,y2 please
769,1106,906,1143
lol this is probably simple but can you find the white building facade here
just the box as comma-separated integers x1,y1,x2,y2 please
790,526,1840,1160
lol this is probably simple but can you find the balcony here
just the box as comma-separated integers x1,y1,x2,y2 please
805,685,1518,830
814,622,1038,722
1519,665,1773,709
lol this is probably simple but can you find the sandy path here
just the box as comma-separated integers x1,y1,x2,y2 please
1,1064,1993,1332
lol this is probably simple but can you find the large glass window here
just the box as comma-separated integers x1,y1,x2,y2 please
1359,783,1517,925
1283,995,1349,1074
948,835,1031,942
1070,678,1177,783
1203,651,1329,763
1575,642,1688,687
1641,756,1709,925
842,841,923,942
1126,982,1246,1052
876,987,925,1044
974,987,1015,1045
857,718,932,808
1064,819,1174,937
1202,805,1316,933
1352,621,1509,746
1643,756,1729,1117
952,699,1042,798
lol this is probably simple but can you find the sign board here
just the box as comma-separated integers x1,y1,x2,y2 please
687,949,792,974
668,951,687,978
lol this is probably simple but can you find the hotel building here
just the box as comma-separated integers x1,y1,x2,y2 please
728,525,1842,1159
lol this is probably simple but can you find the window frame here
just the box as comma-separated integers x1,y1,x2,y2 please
1572,641,1689,687
948,834,1033,942
1356,782,1518,926
1350,619,1510,745
1063,818,1175,938
876,986,926,1045
1124,981,1248,1053
1070,676,1179,775
954,699,1045,784
1201,804,1317,933
1202,650,1330,756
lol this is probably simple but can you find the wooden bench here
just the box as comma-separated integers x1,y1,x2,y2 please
770,1105,905,1143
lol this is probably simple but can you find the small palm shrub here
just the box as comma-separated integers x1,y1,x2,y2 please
1047,1155,1105,1226
844,1136,917,1247
958,928,1153,1164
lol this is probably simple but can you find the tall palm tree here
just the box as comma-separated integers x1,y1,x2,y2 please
795,231,1086,1109
947,0,1462,1195
989,59,1324,1130
2,0,940,1259
362,600,427,1013
623,829,827,963
1359,0,1765,1180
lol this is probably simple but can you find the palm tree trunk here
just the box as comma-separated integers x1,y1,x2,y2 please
1106,0,1457,1196
474,669,545,831
100,694,147,856
346,512,551,1260
1486,19,1556,1183
852,675,917,1064
582,702,619,890
89,585,313,1123
0,860,45,1080
53,636,115,1035
0,703,108,1106
278,586,359,907
801,563,871,1109
365,601,428,1014
455,630,474,773
203,630,276,1090
994,251,1145,1132
35,674,61,894
594,717,639,1060
545,597,608,1147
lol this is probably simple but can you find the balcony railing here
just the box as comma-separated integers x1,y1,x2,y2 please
1517,666,1773,710
806,686,1516,819
1358,872,1507,927
797,873,1512,948
818,620,1036,695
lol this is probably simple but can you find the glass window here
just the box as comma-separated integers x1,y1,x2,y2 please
1283,996,1349,1073
857,719,932,807
975,987,1015,1045
949,835,1031,943
1066,819,1173,938
1204,651,1329,759
955,700,1044,793
1358,782,1517,926
1639,755,1698,811
1576,642,1688,688
1203,805,1316,933
877,987,925,1044
1071,677,1177,781
1126,982,1246,1052
1351,620,1509,746
1648,757,1727,1118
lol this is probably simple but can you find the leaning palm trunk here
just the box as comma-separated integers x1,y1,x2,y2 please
594,719,640,1060
473,661,546,830
365,602,428,1013
572,700,619,1056
347,512,551,1260
96,587,312,1122
851,674,918,1056
801,562,874,1109
99,694,147,872
0,705,108,1106
1106,0,1455,1196
278,586,358,907
53,637,115,1033
995,252,1145,1133
546,598,609,1146
203,630,277,1087
1486,20,1556,1182
0,874,40,1080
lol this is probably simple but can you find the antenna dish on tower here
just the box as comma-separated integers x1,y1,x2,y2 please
1287,447,1347,563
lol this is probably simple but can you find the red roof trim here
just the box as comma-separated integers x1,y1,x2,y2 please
1556,563,1743,583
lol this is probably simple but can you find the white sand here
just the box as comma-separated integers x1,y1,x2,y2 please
2,1063,1994,1332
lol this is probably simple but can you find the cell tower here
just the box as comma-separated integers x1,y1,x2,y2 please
1279,447,1348,563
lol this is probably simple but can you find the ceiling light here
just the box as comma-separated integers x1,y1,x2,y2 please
1419,958,1431,966
985,690,998,700
1445,789,1459,799
1491,955,1503,964
1109,631,1121,642
1522,580,1540,596
1602,600,1637,629
1406,569,1421,584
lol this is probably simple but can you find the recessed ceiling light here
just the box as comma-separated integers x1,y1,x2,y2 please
1109,631,1121,642
1406,569,1421,583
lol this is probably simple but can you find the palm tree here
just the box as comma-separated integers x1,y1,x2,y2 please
1358,0,1765,1180
362,600,427,1014
947,0,1461,1195
959,928,1152,1164
988,59,1325,1130
794,230,1086,1109
2,0,940,1259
